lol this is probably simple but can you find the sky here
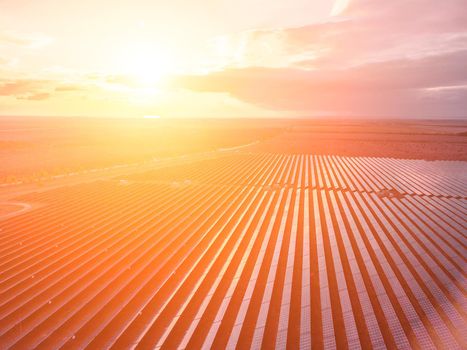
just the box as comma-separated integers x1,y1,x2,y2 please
1,0,466,118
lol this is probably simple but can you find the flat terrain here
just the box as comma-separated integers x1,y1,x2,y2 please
249,119,467,160
0,118,465,349
1,118,466,185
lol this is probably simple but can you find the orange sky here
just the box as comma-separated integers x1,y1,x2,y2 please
1,0,466,118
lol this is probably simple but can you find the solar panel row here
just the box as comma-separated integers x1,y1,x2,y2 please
0,154,465,349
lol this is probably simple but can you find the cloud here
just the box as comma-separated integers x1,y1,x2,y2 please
0,80,43,96
0,79,55,101
175,49,467,117
54,84,81,92
18,92,51,101
174,0,467,117
0,30,53,48
208,0,467,70
345,0,467,33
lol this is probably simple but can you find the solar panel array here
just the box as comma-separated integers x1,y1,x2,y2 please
0,154,465,349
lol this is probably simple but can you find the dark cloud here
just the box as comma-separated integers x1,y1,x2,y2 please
175,50,467,117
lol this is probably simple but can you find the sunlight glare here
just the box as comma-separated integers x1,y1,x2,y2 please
116,42,174,85
331,0,350,16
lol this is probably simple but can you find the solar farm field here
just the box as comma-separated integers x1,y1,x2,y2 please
0,119,466,350
0,147,466,349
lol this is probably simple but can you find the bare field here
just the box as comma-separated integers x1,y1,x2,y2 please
249,120,467,160
0,118,466,349
0,117,278,184
1,118,466,184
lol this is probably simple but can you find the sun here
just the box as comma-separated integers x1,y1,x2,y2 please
115,42,174,85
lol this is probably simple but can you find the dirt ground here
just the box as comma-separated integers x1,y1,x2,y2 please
249,131,467,160
244,119,467,160
0,117,465,184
